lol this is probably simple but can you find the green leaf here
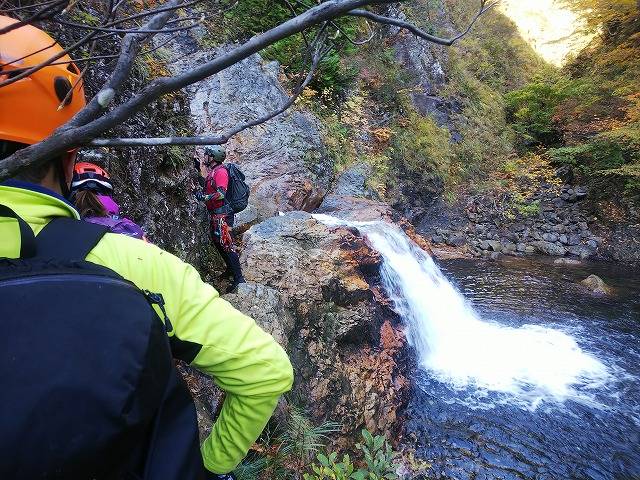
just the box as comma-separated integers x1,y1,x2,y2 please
373,436,385,452
318,453,329,467
350,470,367,480
362,429,374,447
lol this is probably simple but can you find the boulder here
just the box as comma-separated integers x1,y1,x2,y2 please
331,163,379,199
316,195,396,223
567,234,582,246
574,187,588,200
580,274,613,295
446,233,467,247
487,240,502,252
241,212,408,440
502,242,517,254
567,245,593,260
531,241,566,256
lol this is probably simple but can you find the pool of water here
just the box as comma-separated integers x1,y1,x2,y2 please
404,257,640,479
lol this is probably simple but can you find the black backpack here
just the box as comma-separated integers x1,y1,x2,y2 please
0,205,207,480
224,163,250,213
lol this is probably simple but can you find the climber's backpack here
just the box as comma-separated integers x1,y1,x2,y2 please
224,163,250,213
0,206,205,480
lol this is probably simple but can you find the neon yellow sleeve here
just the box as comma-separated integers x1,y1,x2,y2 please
86,234,294,474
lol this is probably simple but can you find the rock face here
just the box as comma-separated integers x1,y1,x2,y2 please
186,49,332,225
224,282,295,346
239,212,409,442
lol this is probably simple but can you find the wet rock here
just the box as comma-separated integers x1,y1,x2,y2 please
559,234,569,245
531,241,566,256
542,232,559,243
554,258,581,266
580,274,613,295
432,235,444,244
480,240,491,251
516,243,527,253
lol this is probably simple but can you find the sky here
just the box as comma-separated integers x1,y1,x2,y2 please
498,0,594,66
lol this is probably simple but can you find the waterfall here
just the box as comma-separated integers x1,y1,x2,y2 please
313,214,614,409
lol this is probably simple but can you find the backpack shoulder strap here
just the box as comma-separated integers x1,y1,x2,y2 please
36,217,109,260
0,204,36,258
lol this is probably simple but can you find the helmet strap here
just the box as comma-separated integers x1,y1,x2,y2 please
56,158,71,200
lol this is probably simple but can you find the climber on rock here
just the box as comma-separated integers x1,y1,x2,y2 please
198,145,246,293
0,16,292,480
71,162,147,240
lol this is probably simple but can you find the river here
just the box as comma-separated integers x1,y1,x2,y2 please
314,214,640,480
405,256,640,479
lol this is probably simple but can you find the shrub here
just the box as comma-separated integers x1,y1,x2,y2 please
390,113,453,190
514,199,540,218
233,407,340,480
548,140,626,172
304,430,399,480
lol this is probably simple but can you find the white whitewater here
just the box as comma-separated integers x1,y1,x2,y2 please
313,214,614,409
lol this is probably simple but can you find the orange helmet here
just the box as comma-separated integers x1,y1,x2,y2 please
0,15,86,145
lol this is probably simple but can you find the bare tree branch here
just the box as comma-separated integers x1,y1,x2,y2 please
0,0,67,34
330,18,375,46
0,0,60,13
55,15,202,34
348,0,498,46
99,0,203,28
67,0,185,128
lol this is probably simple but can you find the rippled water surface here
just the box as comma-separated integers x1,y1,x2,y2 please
406,257,640,480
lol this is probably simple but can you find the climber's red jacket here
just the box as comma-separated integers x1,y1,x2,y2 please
205,164,229,213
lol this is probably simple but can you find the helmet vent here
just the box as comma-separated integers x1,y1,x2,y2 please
54,76,73,105
67,63,80,75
